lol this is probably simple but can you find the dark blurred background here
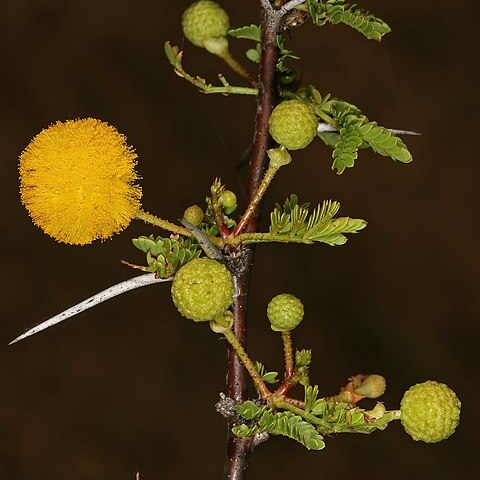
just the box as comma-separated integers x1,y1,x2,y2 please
0,0,478,478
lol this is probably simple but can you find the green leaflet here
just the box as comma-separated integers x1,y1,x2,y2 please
246,46,261,63
228,24,261,42
306,0,391,41
233,408,325,451
227,24,263,64
235,401,266,420
317,131,340,148
255,361,279,384
131,235,201,278
269,195,367,245
304,385,319,413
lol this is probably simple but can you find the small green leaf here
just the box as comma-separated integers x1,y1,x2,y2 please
228,24,261,42
318,132,341,148
349,410,365,425
236,401,264,420
311,399,327,416
164,41,181,68
262,372,279,384
245,47,261,63
231,424,252,437
304,385,319,413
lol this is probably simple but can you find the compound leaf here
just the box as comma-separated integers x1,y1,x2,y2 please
306,0,390,41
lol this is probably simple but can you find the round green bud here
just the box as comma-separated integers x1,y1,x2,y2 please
183,205,204,226
172,258,234,322
221,190,237,209
267,293,304,332
182,1,230,49
400,381,461,443
268,100,318,151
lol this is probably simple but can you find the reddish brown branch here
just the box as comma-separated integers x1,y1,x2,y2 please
223,7,282,480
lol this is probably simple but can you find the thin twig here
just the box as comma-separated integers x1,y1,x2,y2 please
224,330,271,399
317,123,421,136
233,161,281,236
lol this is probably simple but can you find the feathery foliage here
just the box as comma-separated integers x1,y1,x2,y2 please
268,194,366,245
132,235,201,278
306,0,391,41
233,404,326,451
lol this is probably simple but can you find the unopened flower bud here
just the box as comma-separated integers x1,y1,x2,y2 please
183,205,204,226
267,293,304,332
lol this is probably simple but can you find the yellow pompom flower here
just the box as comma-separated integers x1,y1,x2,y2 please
19,118,142,245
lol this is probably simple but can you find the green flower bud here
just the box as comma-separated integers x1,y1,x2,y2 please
183,205,204,226
267,293,304,332
172,258,234,322
400,381,461,443
182,1,229,49
221,190,237,209
268,100,318,151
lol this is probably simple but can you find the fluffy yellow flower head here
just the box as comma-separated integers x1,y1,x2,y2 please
19,118,142,245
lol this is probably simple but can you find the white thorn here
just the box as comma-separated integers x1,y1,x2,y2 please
387,128,422,136
9,273,172,345
317,122,421,136
317,123,336,133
